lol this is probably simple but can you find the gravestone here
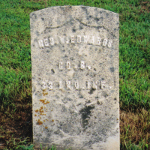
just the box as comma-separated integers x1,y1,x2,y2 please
30,5,119,150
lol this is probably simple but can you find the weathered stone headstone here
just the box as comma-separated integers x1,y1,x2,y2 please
30,6,119,150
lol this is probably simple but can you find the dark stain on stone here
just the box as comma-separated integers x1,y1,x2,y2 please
102,128,107,136
86,100,91,103
96,26,100,30
110,67,115,72
114,77,116,86
67,98,72,101
114,98,117,100
44,29,52,34
95,96,99,99
30,13,37,20
51,69,55,74
80,106,95,128
61,106,67,112
64,139,73,145
70,57,74,60
79,94,83,98
86,140,93,145
81,6,88,14
54,129,64,138
79,25,83,30
34,38,37,42
36,31,39,36
97,101,100,105
102,91,108,98
70,19,74,25
72,28,76,32
95,17,99,22
110,54,113,58
62,98,72,104
89,88,96,94
111,90,115,93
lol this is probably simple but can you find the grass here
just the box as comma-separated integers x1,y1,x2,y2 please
0,0,150,149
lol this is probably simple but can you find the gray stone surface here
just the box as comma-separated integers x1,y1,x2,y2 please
30,5,119,150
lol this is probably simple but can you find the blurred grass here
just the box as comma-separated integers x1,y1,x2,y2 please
0,0,150,149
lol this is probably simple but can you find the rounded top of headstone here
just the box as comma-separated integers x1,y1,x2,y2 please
30,5,119,36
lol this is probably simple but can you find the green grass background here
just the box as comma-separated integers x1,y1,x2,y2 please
0,0,149,149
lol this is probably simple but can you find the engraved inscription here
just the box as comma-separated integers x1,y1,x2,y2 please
38,35,113,48
40,80,112,90
58,61,91,70
66,61,71,70
80,61,85,70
